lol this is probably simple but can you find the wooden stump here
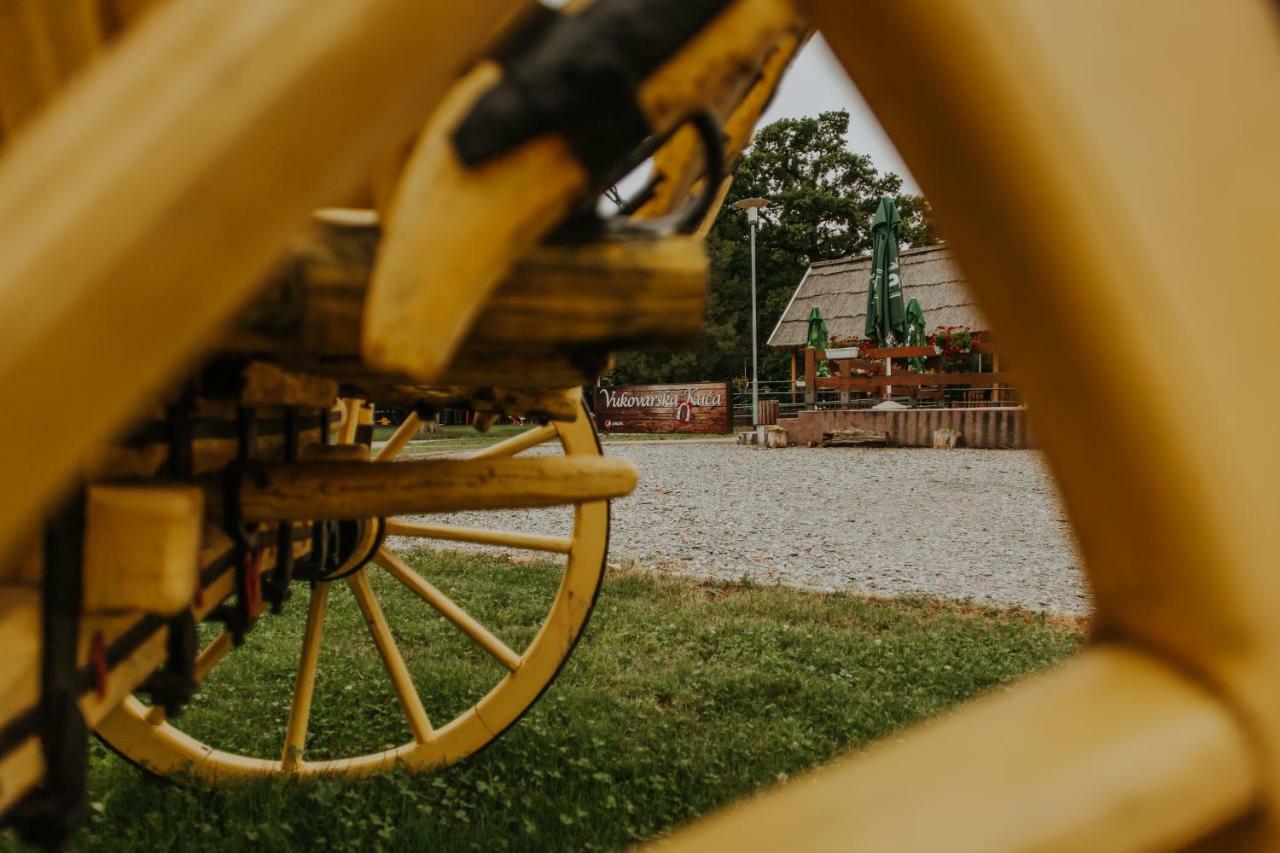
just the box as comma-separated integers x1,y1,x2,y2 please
820,428,888,448
933,428,960,449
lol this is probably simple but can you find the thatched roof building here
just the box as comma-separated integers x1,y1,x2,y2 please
767,244,987,349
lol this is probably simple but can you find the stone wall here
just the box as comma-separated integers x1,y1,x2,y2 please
779,407,1033,449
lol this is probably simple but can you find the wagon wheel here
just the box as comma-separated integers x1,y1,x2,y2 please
96,397,610,781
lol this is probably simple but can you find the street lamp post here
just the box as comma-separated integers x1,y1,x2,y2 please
735,198,767,426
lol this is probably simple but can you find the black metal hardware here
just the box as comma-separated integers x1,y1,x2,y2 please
7,490,89,848
452,0,731,184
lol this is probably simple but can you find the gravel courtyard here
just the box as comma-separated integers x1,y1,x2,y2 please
391,442,1091,615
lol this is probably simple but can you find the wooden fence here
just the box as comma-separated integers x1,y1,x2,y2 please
800,342,1017,408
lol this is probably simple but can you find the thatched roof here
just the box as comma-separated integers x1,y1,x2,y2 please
767,244,987,348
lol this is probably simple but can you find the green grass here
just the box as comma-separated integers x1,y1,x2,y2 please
28,553,1081,852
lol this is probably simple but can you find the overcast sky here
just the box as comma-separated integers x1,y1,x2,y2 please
757,35,919,193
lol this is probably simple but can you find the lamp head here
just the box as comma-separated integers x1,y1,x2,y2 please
735,197,767,224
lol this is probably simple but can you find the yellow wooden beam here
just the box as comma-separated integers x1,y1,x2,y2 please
238,455,637,521
665,647,1257,852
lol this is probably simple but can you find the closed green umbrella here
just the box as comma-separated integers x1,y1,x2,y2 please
805,306,829,350
864,197,906,344
904,298,927,370
805,306,831,377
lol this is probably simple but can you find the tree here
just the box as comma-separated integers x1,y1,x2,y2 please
606,110,937,386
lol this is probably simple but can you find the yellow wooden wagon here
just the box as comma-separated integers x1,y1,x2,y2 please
0,0,1275,850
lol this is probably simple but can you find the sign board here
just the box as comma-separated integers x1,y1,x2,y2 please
595,382,731,434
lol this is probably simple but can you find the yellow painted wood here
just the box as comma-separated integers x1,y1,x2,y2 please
384,519,573,555
375,548,521,672
665,647,1256,852
239,362,338,409
281,582,329,771
634,0,797,140
636,25,807,219
373,413,421,462
0,587,40,807
346,569,433,744
362,63,589,381
239,455,637,521
82,485,202,615
337,398,362,446
0,0,103,136
363,0,795,383
465,423,558,461
468,238,708,350
0,0,522,565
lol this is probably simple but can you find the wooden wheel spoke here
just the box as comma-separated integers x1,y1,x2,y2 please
375,549,521,672
466,423,558,460
280,582,331,770
374,412,422,461
338,398,362,445
384,519,572,555
346,569,433,743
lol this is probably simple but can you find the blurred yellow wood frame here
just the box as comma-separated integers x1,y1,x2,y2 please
666,0,1280,850
0,0,527,565
362,0,800,382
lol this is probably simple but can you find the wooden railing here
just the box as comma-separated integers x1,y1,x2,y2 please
800,344,1016,408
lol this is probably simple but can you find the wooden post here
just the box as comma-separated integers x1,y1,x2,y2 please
988,350,998,404
804,347,816,408
790,350,798,404
838,360,850,407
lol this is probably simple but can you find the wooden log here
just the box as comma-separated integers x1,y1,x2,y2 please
804,346,817,407
342,383,580,423
238,455,638,521
230,215,707,361
821,428,889,448
241,361,338,409
933,428,960,449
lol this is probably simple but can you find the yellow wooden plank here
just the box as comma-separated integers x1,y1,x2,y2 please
665,647,1256,852
239,455,637,521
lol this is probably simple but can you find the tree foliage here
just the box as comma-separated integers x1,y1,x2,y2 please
606,110,938,386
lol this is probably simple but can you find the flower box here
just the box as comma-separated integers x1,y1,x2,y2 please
824,346,860,359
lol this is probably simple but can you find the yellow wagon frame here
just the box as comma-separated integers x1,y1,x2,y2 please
0,0,1274,849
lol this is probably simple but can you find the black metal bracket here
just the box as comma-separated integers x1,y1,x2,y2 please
211,406,262,646
137,611,197,718
452,0,731,185
551,108,726,242
264,407,299,613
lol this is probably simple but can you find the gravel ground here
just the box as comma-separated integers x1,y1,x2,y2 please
389,442,1091,615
